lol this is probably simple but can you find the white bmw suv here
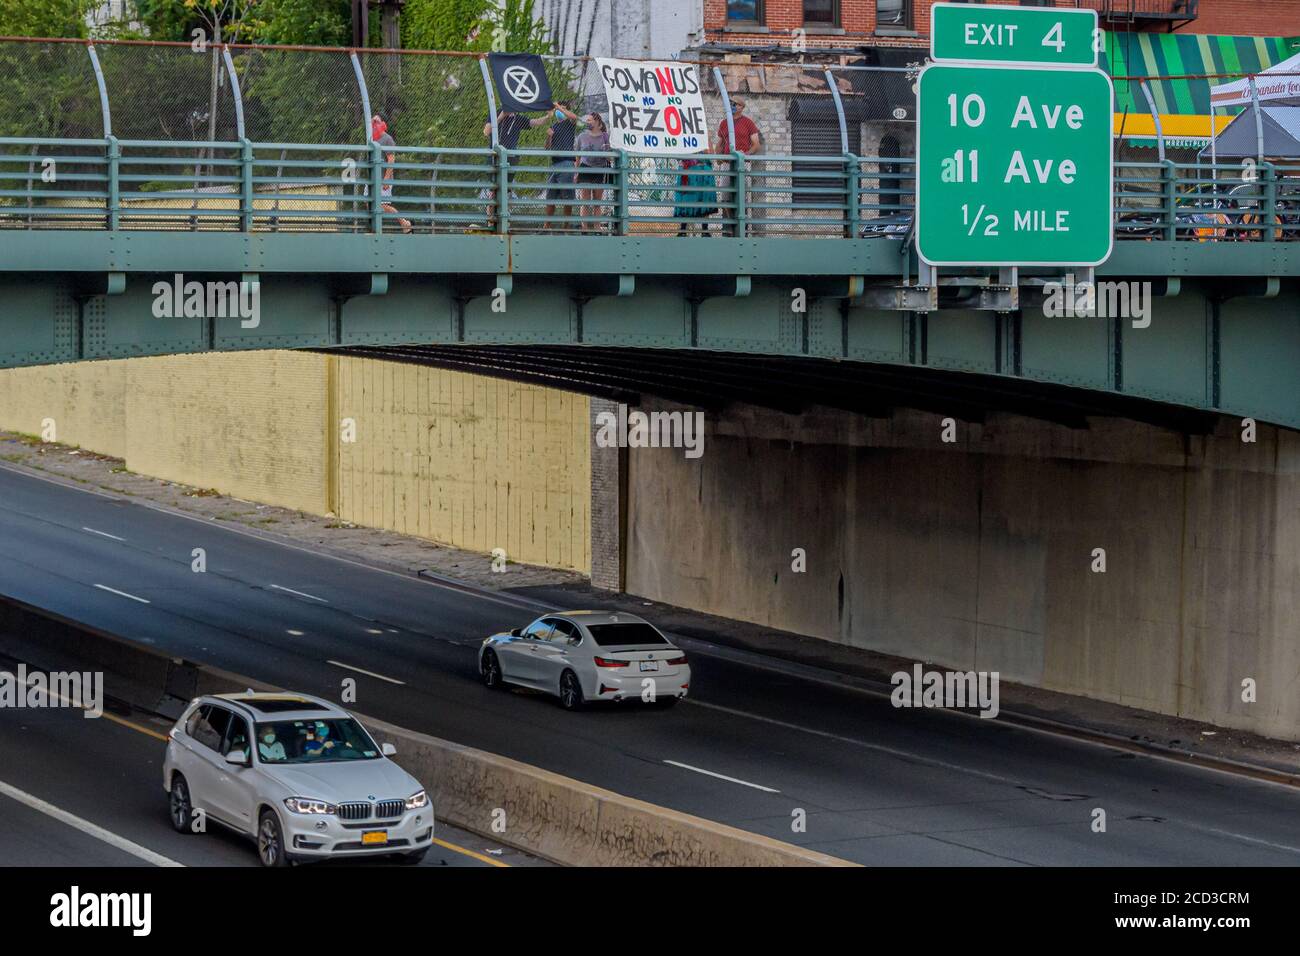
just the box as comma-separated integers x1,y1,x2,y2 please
162,692,433,866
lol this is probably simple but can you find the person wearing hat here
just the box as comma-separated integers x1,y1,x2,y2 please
716,98,764,237
371,114,412,234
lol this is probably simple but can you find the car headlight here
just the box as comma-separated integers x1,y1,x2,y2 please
405,789,429,810
284,797,336,815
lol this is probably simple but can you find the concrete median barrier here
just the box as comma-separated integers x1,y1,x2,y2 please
360,717,855,867
0,593,855,867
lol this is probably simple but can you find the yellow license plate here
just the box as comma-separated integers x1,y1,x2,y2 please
361,831,388,846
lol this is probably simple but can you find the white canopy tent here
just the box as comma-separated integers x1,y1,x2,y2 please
1208,51,1300,163
1210,50,1300,109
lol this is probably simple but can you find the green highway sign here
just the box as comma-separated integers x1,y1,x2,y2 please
915,64,1114,268
931,2,1099,68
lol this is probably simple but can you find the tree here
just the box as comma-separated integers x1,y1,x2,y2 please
401,0,489,52
126,0,257,43
246,0,352,47
471,0,552,56
0,0,95,38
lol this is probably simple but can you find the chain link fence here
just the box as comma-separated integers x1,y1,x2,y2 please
0,40,108,225
1,36,1292,240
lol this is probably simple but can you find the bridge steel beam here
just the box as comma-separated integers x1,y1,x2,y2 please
0,234,1298,432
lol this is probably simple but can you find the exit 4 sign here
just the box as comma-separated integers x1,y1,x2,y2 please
931,2,1100,68
916,4,1113,268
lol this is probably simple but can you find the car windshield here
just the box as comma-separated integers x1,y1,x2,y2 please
586,622,671,647
254,718,380,764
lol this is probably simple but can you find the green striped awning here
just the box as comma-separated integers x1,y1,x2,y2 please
1107,32,1300,116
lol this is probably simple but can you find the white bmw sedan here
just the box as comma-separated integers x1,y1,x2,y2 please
162,692,433,866
479,610,691,710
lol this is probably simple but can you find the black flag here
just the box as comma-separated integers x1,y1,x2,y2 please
488,52,553,113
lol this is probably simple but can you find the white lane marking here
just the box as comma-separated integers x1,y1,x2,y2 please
687,700,1022,788
286,629,304,636
1178,821,1300,856
678,641,1300,793
0,458,540,613
0,778,183,867
81,526,125,541
269,584,328,603
93,584,150,604
663,759,780,793
326,660,405,685
15,454,1298,798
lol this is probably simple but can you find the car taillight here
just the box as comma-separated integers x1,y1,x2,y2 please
593,656,629,668
666,655,688,666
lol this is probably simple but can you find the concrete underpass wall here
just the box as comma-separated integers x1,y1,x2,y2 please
0,353,591,573
626,402,1300,740
0,359,129,460
129,352,329,514
332,356,590,573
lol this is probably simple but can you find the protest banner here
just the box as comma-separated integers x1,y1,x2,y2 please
595,57,710,154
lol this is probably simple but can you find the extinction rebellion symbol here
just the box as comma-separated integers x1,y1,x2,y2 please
502,65,540,104
488,52,554,113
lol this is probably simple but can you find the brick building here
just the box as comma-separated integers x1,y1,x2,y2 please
704,1,1300,51
689,1,1300,213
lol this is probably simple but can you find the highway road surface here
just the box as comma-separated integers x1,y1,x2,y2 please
0,683,545,867
1,461,1299,866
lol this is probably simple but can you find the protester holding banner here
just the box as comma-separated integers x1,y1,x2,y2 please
545,102,583,231
481,109,553,229
575,113,613,233
674,149,718,238
483,109,551,150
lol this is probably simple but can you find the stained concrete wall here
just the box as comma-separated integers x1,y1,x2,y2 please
0,359,129,459
626,401,1300,740
0,353,591,573
128,352,329,514
333,355,590,572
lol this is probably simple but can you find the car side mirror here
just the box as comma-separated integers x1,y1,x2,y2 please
381,742,397,757
509,628,522,637
225,750,249,767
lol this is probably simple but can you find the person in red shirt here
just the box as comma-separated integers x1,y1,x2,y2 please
716,97,763,155
716,97,764,235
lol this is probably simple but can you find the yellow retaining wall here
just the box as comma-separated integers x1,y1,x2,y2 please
0,360,129,458
0,352,591,573
127,351,330,515
333,356,590,573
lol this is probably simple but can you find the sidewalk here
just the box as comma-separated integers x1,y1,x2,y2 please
5,430,1298,783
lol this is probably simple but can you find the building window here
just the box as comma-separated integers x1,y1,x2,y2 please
876,0,911,29
727,0,763,23
803,0,838,25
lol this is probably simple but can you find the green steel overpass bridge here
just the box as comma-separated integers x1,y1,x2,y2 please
1,132,1297,431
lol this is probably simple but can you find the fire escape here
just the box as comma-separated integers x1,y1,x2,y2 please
1071,1,1200,32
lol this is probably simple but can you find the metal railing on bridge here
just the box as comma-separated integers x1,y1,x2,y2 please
0,35,1294,242
5,136,1299,242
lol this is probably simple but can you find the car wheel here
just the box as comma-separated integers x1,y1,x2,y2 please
558,670,585,711
257,810,291,868
397,847,429,865
481,648,504,689
169,775,194,834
